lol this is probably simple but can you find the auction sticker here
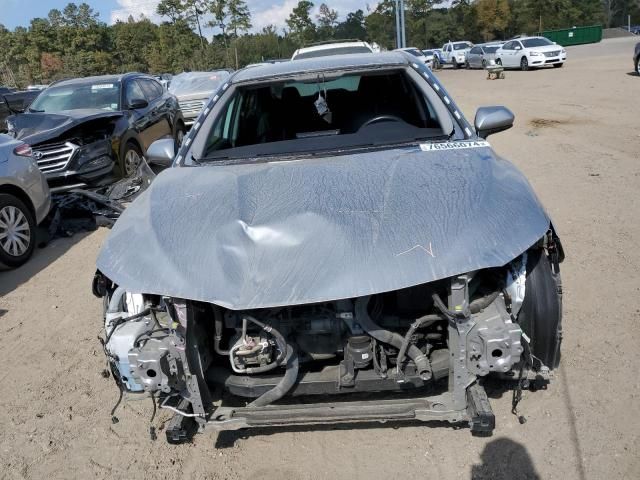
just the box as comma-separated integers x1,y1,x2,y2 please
420,140,490,151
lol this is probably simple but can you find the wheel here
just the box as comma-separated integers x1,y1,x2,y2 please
453,60,459,70
482,59,487,68
516,249,563,370
553,63,563,68
0,193,36,268
520,56,529,71
636,57,640,75
495,58,502,66
121,141,143,178
465,61,470,69
174,125,186,151
433,58,440,70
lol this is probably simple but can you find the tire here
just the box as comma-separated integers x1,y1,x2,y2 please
482,59,487,68
174,124,186,151
636,57,640,75
520,56,529,71
453,60,459,70
553,63,563,68
465,61,470,69
433,58,440,70
121,141,143,178
517,249,563,370
0,193,36,268
495,58,502,66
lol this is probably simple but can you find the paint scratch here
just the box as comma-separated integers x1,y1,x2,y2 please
396,242,435,258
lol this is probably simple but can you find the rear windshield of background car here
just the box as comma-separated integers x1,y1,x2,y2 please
453,43,469,50
294,46,372,60
484,46,500,53
522,38,553,48
29,83,120,113
199,69,449,161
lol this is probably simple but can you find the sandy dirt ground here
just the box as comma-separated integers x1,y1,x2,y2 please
1,37,639,480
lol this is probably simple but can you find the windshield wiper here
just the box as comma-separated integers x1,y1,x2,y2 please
28,108,44,113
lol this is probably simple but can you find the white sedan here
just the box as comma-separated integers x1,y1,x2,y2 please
495,37,567,71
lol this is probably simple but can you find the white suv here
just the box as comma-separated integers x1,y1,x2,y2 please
292,41,375,61
441,41,473,69
495,37,567,71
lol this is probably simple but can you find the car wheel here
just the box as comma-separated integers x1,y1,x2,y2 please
517,248,563,370
636,57,640,75
433,58,440,70
465,61,470,69
175,125,186,151
553,63,563,68
495,58,502,66
122,141,143,178
453,60,459,70
520,56,529,71
482,59,487,68
0,193,36,268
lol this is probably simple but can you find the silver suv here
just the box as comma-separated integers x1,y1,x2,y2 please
0,134,51,267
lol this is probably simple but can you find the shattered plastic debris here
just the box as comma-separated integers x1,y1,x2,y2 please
39,159,156,244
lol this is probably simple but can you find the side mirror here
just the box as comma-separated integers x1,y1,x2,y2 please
515,45,522,50
146,138,175,167
128,98,148,110
474,106,514,139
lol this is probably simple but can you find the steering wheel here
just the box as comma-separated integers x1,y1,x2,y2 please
359,115,404,130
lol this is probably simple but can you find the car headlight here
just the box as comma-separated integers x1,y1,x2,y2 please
561,49,566,54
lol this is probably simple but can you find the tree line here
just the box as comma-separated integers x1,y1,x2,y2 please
0,0,637,87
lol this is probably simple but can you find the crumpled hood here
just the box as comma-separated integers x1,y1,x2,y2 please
8,109,122,144
97,143,551,310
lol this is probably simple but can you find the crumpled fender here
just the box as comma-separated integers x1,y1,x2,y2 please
97,143,552,310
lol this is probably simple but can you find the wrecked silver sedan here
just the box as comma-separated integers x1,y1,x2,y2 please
94,52,564,443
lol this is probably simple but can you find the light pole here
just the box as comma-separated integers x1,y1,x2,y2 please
395,0,406,49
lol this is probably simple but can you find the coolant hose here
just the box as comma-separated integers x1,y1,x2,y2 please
355,297,432,380
241,316,288,375
248,344,299,407
395,313,442,377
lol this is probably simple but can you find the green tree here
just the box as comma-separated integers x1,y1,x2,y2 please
336,9,366,40
475,0,510,41
317,3,338,39
228,0,252,37
286,1,316,46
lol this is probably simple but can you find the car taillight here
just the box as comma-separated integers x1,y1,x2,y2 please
13,143,32,157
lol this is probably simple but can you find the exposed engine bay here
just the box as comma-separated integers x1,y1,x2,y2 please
96,238,562,443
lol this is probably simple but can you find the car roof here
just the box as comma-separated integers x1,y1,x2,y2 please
50,73,151,87
232,52,410,84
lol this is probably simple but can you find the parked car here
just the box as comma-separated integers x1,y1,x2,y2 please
495,37,567,71
0,134,50,268
169,71,232,127
441,41,474,68
1,88,41,133
95,51,564,443
466,43,503,69
395,47,433,68
634,41,640,74
292,40,374,60
6,73,184,192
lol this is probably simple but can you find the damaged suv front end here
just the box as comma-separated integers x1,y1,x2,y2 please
94,53,564,443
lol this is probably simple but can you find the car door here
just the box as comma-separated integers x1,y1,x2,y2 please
124,78,155,150
139,78,172,144
500,41,515,67
468,47,480,67
512,41,525,66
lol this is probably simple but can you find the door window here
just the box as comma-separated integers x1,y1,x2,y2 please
125,80,145,103
139,79,161,101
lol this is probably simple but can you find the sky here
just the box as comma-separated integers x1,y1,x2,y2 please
0,0,381,32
